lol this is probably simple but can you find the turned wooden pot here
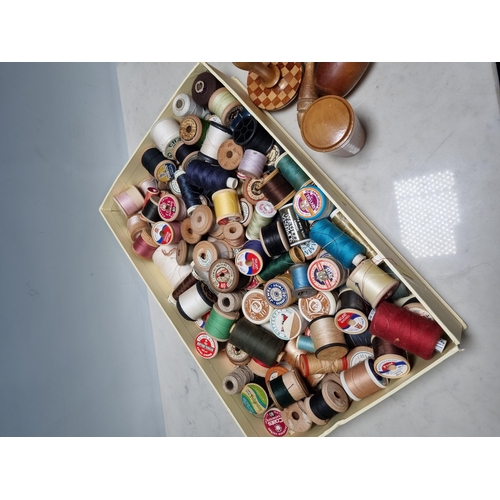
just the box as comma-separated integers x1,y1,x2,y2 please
314,62,369,97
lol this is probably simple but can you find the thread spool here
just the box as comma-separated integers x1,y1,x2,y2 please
298,290,337,322
232,114,275,155
293,184,336,222
235,239,269,276
179,115,210,148
192,240,230,272
263,408,289,437
241,382,269,417
242,176,267,205
157,193,187,222
309,315,348,361
151,221,182,245
281,337,307,369
131,228,159,260
371,336,410,378
151,245,193,291
260,219,290,257
269,305,307,341
208,87,244,127
394,295,434,320
180,217,202,245
229,317,285,368
377,263,411,302
259,169,296,209
176,280,214,322
114,185,144,217
307,256,349,292
289,263,316,298
138,196,160,223
241,288,275,325
138,176,158,196
194,331,219,360
335,288,370,334
222,365,254,394
346,259,400,309
173,92,207,120
223,221,246,248
299,240,321,262
275,152,310,191
347,345,374,367
304,380,350,425
246,200,276,241
217,139,244,170
142,187,160,209
278,202,310,247
310,218,366,269
264,273,296,309
298,353,346,377
212,188,242,225
296,335,315,353
170,270,199,302
370,301,446,360
204,303,239,342
340,358,388,401
175,170,202,215
150,118,181,159
301,95,366,157
199,121,233,161
247,358,271,378
185,159,238,192
141,148,176,184
344,328,373,349
189,205,214,236
127,213,149,241
172,141,199,170
208,258,250,293
268,370,309,411
218,291,245,313
225,342,251,366
237,149,267,179
191,71,223,107
281,400,313,434
257,247,304,283
239,198,253,227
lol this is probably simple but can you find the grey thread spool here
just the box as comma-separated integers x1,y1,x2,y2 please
222,365,255,395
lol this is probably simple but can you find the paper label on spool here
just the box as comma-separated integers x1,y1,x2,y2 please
308,258,341,291
279,204,310,246
155,161,176,183
255,200,277,218
235,249,263,276
300,240,320,260
209,260,237,291
298,291,336,321
348,348,374,367
270,307,304,341
375,358,410,378
194,332,218,359
293,186,326,220
265,282,290,308
242,290,273,324
241,383,268,415
151,222,174,245
263,408,288,437
336,311,368,333
158,194,179,221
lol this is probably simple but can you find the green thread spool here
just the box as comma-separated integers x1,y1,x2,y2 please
208,87,243,127
257,246,305,283
268,369,310,411
204,303,239,341
276,152,311,191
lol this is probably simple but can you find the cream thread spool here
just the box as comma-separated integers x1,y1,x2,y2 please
152,245,193,290
176,280,214,322
173,93,208,120
346,259,400,308
200,122,233,161
245,200,276,240
309,315,349,362
281,337,308,369
347,346,374,368
208,87,243,127
218,291,245,313
281,400,313,434
340,358,388,401
150,118,181,159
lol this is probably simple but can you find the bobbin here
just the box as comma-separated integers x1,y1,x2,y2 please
241,288,275,325
281,400,313,433
232,114,275,155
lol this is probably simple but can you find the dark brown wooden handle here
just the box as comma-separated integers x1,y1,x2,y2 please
314,62,370,97
233,62,281,88
297,62,318,129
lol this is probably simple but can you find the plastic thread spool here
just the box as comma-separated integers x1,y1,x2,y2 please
308,256,349,292
275,152,310,191
218,139,244,170
130,228,158,260
241,288,275,325
289,263,316,298
293,184,336,222
335,288,370,334
114,185,144,217
232,114,275,155
301,95,366,157
281,400,313,433
309,315,348,361
371,336,410,378
298,290,337,322
267,369,309,411
150,118,181,159
222,365,254,394
347,346,374,367
370,301,446,360
175,170,202,215
212,188,242,225
278,202,310,247
269,305,307,341
346,259,400,309
225,342,251,366
340,358,388,401
208,87,243,127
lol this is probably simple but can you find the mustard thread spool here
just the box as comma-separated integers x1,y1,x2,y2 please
212,188,242,225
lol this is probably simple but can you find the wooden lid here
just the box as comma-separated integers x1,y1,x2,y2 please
301,96,355,152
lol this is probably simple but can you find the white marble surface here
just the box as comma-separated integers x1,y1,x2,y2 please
116,62,500,437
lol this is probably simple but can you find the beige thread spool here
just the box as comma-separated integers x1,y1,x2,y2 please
180,217,202,245
217,139,244,170
340,358,388,402
176,240,195,266
282,337,308,369
346,259,400,308
281,400,313,434
347,346,374,368
298,353,346,378
225,342,251,366
223,221,246,248
218,290,246,313
298,290,338,322
189,205,214,235
309,315,348,361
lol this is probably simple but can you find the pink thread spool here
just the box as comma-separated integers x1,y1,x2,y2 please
114,186,144,217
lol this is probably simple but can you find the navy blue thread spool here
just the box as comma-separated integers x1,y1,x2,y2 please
232,115,275,155
260,219,290,257
289,262,316,298
185,159,238,192
235,239,270,276
172,141,199,170
175,170,203,216
310,218,366,269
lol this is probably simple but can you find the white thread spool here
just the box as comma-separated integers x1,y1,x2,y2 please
150,118,181,158
237,149,267,179
200,122,232,161
152,245,192,289
173,93,208,120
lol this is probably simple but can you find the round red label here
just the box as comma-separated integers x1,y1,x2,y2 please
194,332,218,359
264,408,288,437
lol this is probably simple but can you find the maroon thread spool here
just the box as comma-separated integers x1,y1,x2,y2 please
370,301,445,360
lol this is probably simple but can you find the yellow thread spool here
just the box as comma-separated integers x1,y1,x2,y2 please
212,188,242,225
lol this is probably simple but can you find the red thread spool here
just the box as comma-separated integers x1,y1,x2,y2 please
370,301,444,360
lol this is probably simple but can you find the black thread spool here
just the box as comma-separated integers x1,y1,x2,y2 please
228,317,285,368
305,379,350,425
141,147,167,176
344,328,373,349
260,219,290,257
334,288,370,334
267,369,309,411
232,115,275,155
140,195,162,223
191,71,223,107
172,141,199,170
279,202,310,247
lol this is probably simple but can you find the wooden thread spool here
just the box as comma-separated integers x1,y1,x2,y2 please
278,202,310,248
259,169,296,209
269,305,307,341
208,258,250,293
346,259,400,309
242,176,267,205
223,221,246,248
281,400,313,434
347,346,374,368
176,280,214,322
179,114,209,147
212,188,242,225
218,290,245,313
192,240,231,272
175,240,194,266
267,369,309,410
180,217,202,245
371,336,411,379
307,256,349,292
150,118,181,159
298,353,346,378
114,185,144,217
189,205,214,236
334,288,370,334
208,87,243,127
239,198,254,228
222,365,254,395
233,62,281,88
131,228,159,260
247,357,272,378
282,337,307,369
264,273,296,309
204,303,239,342
309,315,348,362
305,380,350,425
241,288,275,325
127,213,149,241
301,95,366,157
246,200,276,241
225,342,251,366
241,381,269,417
298,290,338,322
340,358,388,402
217,139,244,170
314,62,370,98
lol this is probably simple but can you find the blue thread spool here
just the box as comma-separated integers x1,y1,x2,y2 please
296,335,315,353
289,263,316,298
310,218,366,269
185,159,238,192
293,185,336,222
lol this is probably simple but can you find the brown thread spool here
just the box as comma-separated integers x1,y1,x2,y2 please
267,369,310,411
340,358,388,401
371,336,411,379
218,139,244,170
281,400,313,434
180,217,202,245
171,270,199,301
346,259,400,309
225,342,251,366
298,353,346,377
176,240,194,266
259,169,296,209
241,288,275,325
223,221,246,248
309,315,348,361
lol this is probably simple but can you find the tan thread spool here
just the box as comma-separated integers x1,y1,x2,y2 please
223,221,246,248
218,290,246,313
298,353,346,378
225,342,251,366
217,139,244,170
176,240,195,266
190,205,214,235
347,346,374,368
241,288,275,325
281,400,313,434
309,315,348,361
340,358,388,401
346,259,400,308
180,217,202,245
281,337,307,369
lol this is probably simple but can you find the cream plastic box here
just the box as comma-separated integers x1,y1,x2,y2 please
100,63,467,437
